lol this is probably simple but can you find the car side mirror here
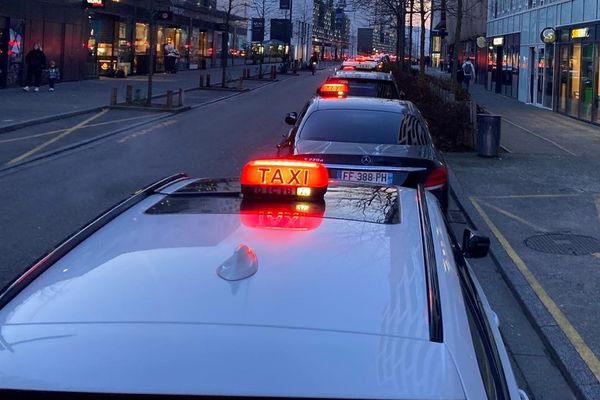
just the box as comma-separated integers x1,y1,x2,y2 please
285,112,298,125
399,90,407,100
462,228,490,258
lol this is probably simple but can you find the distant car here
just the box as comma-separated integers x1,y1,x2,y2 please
340,57,380,71
318,70,402,99
0,160,527,400
278,94,449,211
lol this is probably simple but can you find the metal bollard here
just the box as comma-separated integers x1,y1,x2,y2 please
206,74,211,87
110,88,117,105
258,67,263,79
273,65,277,79
166,90,173,108
125,85,133,104
178,88,184,106
199,75,205,88
237,77,243,90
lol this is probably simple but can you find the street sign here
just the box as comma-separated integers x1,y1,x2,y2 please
252,18,265,42
270,19,292,43
280,0,291,10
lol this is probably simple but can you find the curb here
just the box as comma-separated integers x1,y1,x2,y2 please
447,164,598,400
0,80,275,176
0,70,278,134
0,107,105,135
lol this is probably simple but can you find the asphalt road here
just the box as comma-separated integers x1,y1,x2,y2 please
0,70,322,289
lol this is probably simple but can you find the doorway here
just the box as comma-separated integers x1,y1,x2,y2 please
530,46,553,108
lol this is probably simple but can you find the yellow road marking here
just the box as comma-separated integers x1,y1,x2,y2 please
0,114,158,144
7,109,109,165
476,199,548,232
471,197,600,382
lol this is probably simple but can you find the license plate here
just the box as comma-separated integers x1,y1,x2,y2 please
337,170,394,184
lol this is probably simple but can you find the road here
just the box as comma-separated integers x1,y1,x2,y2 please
0,67,577,399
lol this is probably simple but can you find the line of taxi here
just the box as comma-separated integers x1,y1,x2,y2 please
0,60,529,399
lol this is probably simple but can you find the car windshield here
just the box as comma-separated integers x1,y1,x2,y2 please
343,79,398,98
299,109,430,145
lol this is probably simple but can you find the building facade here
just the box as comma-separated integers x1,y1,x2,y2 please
0,0,246,88
488,0,600,123
246,0,351,63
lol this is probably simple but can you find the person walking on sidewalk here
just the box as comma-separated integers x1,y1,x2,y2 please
23,43,46,92
164,39,179,74
462,58,476,92
47,61,60,92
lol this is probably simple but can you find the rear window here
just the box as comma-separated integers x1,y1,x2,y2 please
299,110,430,145
344,80,398,98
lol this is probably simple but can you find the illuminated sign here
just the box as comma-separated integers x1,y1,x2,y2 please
476,36,487,48
83,0,105,8
571,27,589,39
240,159,329,198
540,27,556,43
492,37,504,46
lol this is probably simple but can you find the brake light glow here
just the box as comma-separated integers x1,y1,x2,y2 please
424,165,448,190
318,83,348,97
342,65,355,71
240,159,329,198
240,201,325,231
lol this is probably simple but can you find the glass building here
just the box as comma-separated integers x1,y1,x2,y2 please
487,0,600,124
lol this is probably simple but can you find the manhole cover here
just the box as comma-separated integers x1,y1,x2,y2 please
525,233,600,256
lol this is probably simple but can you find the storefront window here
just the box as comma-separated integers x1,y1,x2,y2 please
558,46,568,113
568,43,581,118
580,43,593,121
543,44,553,108
135,23,149,54
597,44,600,122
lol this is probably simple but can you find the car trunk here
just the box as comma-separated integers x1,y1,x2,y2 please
294,140,439,187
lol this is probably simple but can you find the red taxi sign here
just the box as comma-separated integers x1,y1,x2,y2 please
240,159,329,198
240,201,324,231
342,65,355,71
318,82,348,97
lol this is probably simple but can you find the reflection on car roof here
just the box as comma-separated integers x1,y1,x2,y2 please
333,71,393,81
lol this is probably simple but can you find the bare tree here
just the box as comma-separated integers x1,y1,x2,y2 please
218,0,248,87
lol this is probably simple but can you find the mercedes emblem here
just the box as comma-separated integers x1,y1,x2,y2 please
361,155,372,165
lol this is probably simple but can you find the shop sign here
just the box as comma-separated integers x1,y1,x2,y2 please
476,36,486,48
83,0,105,8
251,18,265,42
540,27,556,43
571,27,589,39
492,37,503,46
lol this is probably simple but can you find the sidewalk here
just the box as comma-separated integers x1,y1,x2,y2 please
436,69,600,398
0,63,283,132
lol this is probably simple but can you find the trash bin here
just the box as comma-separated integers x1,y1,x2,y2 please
476,114,501,157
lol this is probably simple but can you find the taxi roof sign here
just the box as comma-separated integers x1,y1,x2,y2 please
318,82,348,97
240,159,329,199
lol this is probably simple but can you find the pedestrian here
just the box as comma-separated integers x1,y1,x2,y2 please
47,60,60,92
457,64,464,85
164,39,179,73
462,57,476,92
23,43,46,92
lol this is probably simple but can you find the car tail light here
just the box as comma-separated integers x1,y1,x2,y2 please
342,66,355,71
424,166,448,190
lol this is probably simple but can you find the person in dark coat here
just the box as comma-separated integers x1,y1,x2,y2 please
23,43,46,92
456,65,465,84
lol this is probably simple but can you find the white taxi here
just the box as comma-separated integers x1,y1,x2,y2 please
0,160,527,400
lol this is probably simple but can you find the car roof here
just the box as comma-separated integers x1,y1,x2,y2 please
332,70,394,81
0,180,481,399
312,96,415,113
